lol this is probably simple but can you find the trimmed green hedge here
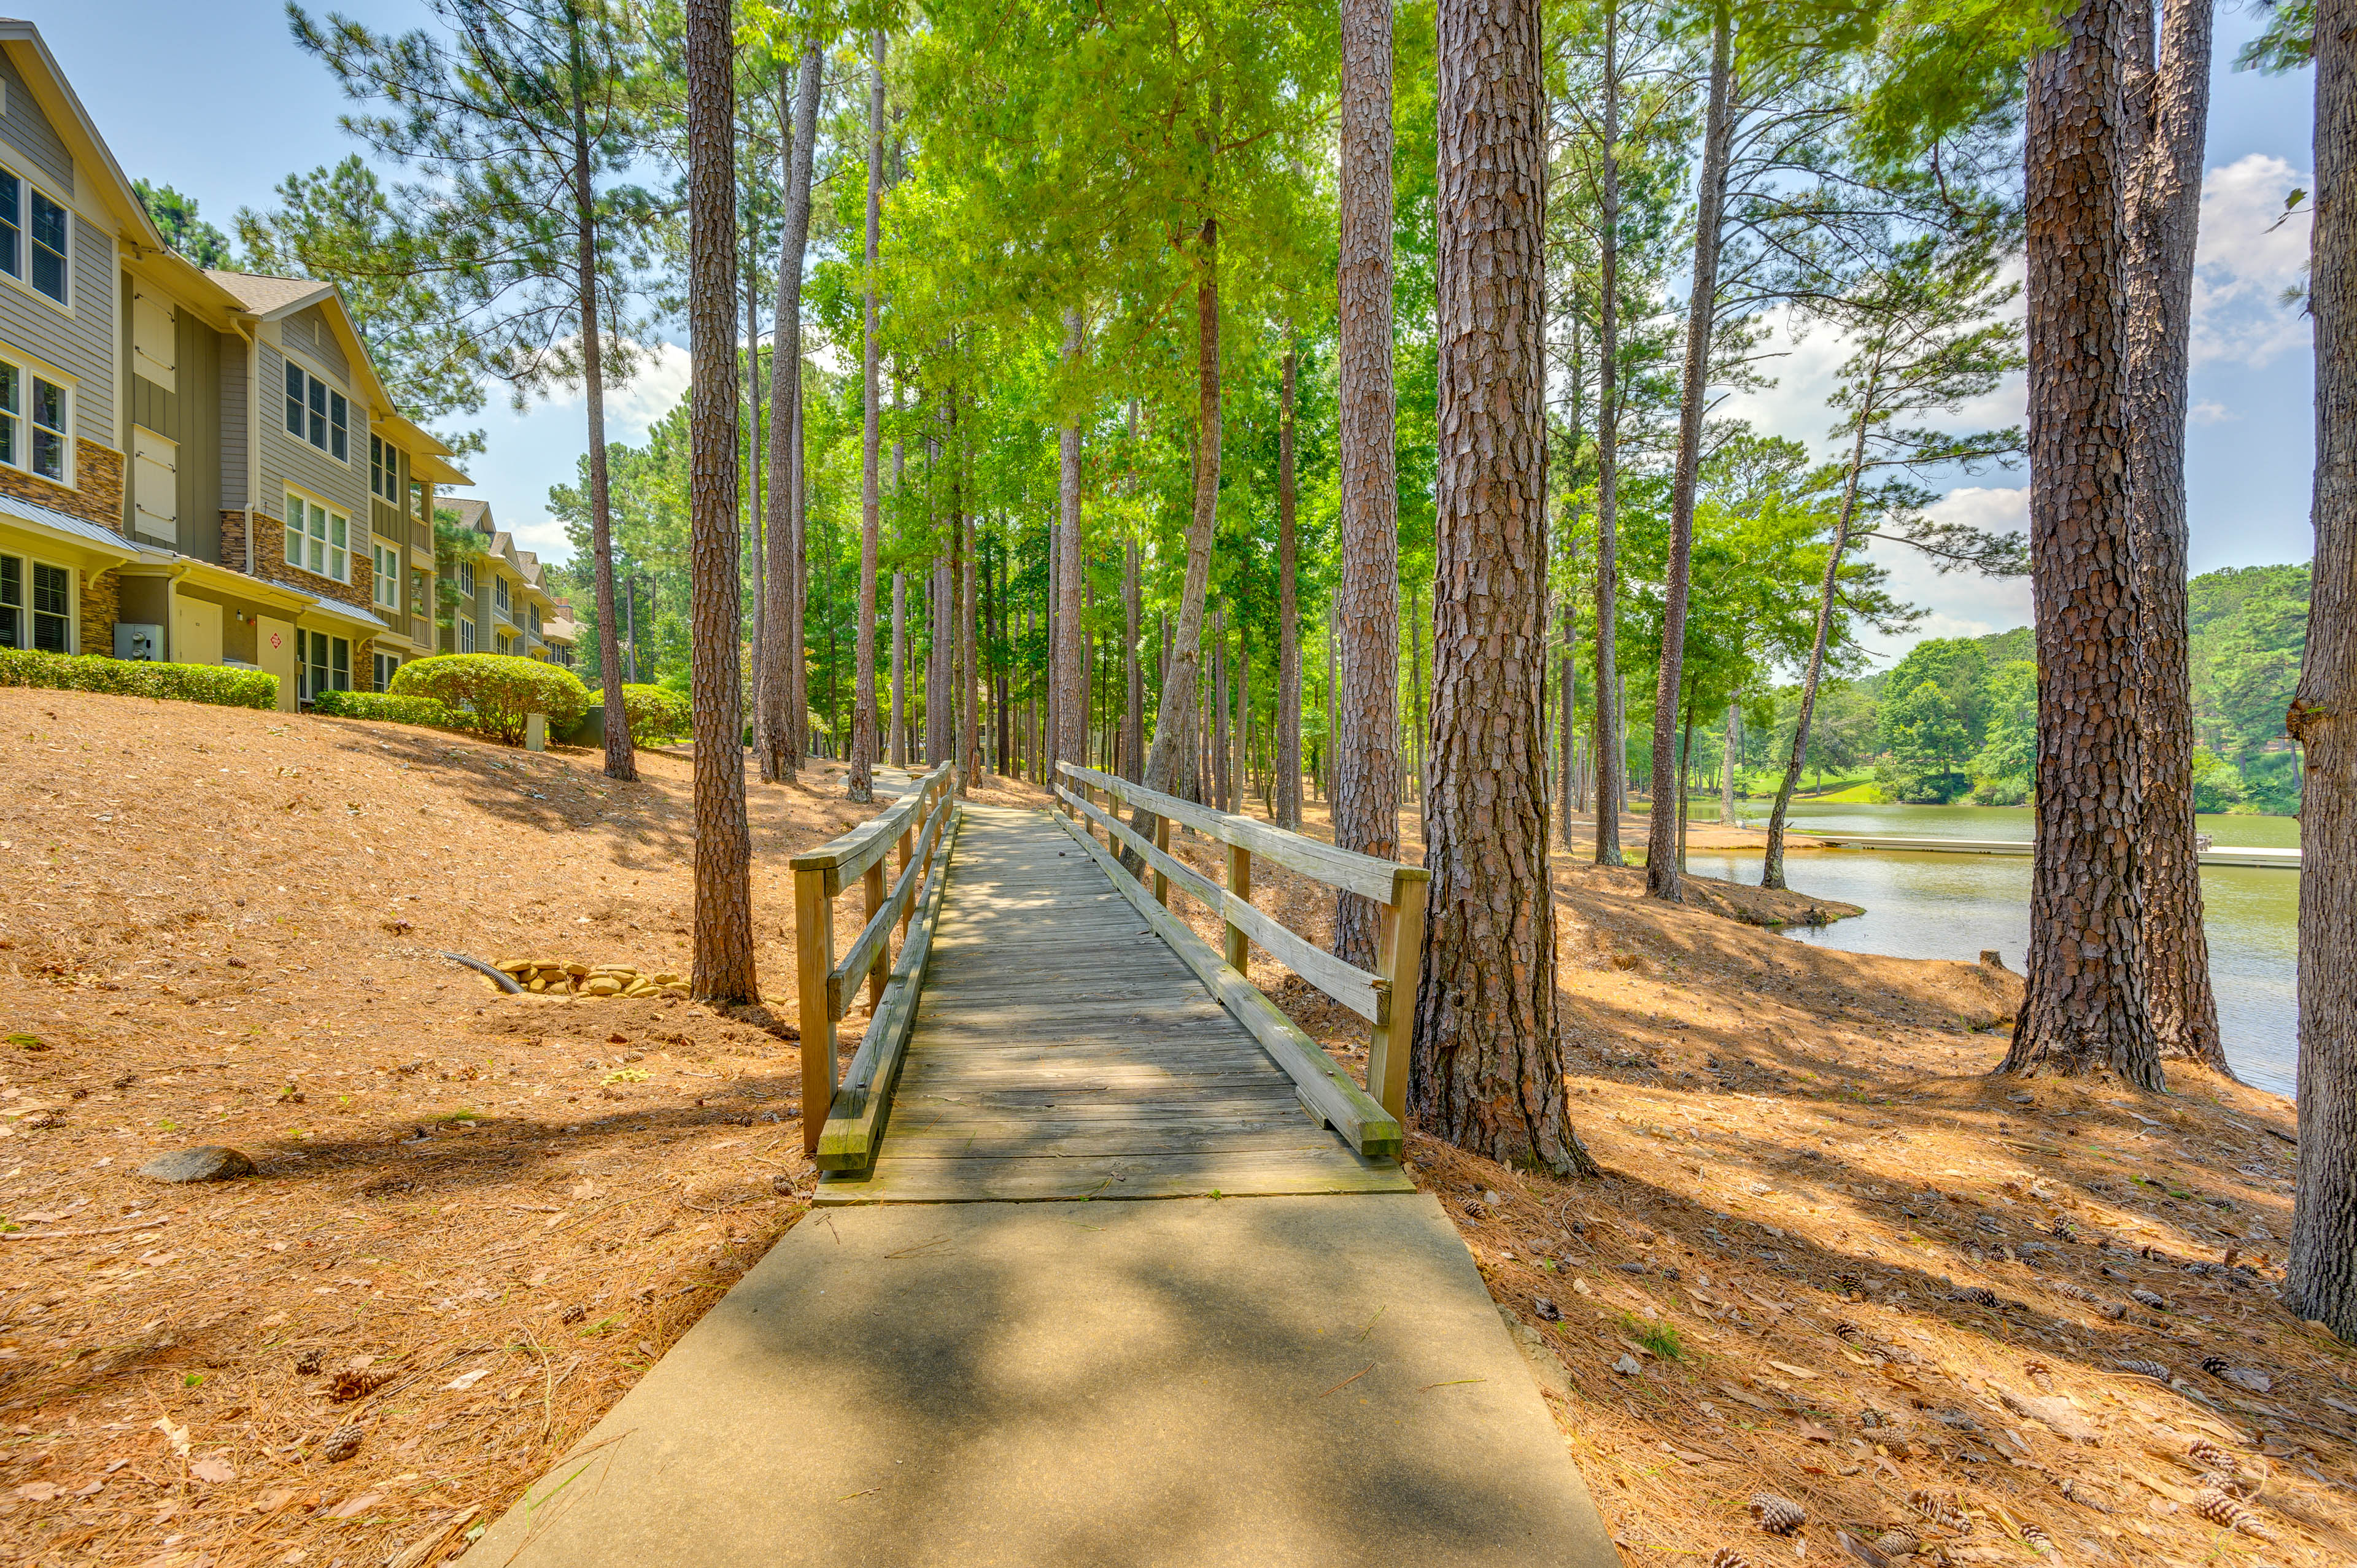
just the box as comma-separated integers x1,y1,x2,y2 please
390,653,592,745
0,649,277,710
622,682,692,743
311,689,455,727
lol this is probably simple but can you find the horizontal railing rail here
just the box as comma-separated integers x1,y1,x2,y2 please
1051,760,1428,1160
792,762,961,1169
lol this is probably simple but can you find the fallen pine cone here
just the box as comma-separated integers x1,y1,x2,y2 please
1750,1493,1807,1535
2200,1356,2272,1393
2129,1288,2169,1312
2020,1521,2052,1553
1908,1489,1973,1534
2046,1278,2096,1302
1713,1551,1761,1568
560,1303,588,1325
2198,1469,2257,1498
2112,1357,2170,1381
327,1367,396,1402
2024,1358,2054,1393
1951,1285,2000,1307
320,1423,362,1462
2187,1439,2239,1473
1833,1321,1866,1342
1870,1529,1919,1558
292,1348,323,1377
1533,1295,1562,1322
2056,1477,2112,1514
2195,1489,2277,1542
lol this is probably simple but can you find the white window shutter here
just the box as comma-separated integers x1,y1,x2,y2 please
131,427,178,543
133,291,178,392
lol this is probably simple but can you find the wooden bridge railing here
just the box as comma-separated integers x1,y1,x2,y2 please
791,762,961,1169
1051,760,1426,1161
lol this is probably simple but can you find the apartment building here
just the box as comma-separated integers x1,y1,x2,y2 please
0,20,470,710
439,497,566,666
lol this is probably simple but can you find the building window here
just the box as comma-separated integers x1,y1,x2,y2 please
373,651,400,692
0,555,71,651
529,604,542,636
0,360,69,484
459,619,476,654
283,490,350,584
410,568,429,616
372,543,401,610
458,560,475,600
283,360,350,462
299,630,351,703
493,576,509,616
0,169,69,307
370,435,401,501
496,628,514,655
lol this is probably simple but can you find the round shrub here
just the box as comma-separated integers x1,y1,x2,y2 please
622,683,693,743
389,654,591,745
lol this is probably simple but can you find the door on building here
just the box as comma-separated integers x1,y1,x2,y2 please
257,617,297,712
172,595,222,666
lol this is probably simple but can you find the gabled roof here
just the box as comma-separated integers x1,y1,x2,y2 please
0,20,164,247
203,271,339,318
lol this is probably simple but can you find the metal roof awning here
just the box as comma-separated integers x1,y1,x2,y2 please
0,493,141,562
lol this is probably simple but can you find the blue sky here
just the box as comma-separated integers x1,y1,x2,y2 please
39,2,2321,663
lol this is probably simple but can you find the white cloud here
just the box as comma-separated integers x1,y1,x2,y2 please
529,339,694,443
2190,398,2239,425
2193,153,2313,369
1848,485,2035,666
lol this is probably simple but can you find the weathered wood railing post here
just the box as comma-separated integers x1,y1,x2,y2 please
1153,816,1172,906
1366,870,1429,1124
862,860,889,1010
1223,843,1252,973
795,863,835,1156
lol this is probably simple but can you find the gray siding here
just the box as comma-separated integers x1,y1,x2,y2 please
0,189,115,446
281,304,348,383
0,54,72,190
219,334,248,511
256,340,365,527
118,271,225,560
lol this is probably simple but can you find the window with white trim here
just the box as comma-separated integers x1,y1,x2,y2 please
0,554,71,652
372,542,400,611
283,490,350,584
282,360,349,461
298,630,350,703
370,434,401,501
0,167,69,307
496,627,515,655
458,560,475,600
0,358,69,484
459,619,476,654
373,650,400,692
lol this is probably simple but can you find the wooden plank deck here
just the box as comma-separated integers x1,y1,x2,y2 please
816,803,1410,1205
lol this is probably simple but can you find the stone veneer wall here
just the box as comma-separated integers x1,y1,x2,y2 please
80,568,119,656
0,442,126,531
220,508,377,617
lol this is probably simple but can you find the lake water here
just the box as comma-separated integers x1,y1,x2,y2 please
1679,802,2300,1098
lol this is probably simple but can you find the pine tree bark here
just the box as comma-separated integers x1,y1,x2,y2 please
1055,308,1087,774
848,31,886,804
1646,6,1732,901
1334,0,1402,968
1129,204,1223,844
1591,0,1623,864
1558,595,1576,849
2285,0,2357,1342
2125,0,2226,1069
1422,0,1593,1175
1999,0,2162,1088
1124,536,1144,781
891,569,907,768
1213,609,1231,813
567,14,634,784
684,0,754,1003
1277,345,1303,828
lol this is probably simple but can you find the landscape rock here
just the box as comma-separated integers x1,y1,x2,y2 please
138,1146,255,1183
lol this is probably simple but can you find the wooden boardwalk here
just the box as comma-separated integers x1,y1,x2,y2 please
816,803,1411,1204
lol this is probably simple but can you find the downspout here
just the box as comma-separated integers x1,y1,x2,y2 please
226,314,260,576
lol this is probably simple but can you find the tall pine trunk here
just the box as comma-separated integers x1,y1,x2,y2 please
760,43,821,783
2285,0,2357,1342
1277,345,1303,828
1125,536,1144,781
848,31,886,803
2126,0,2225,1069
1333,0,1402,967
684,0,754,1003
1055,308,1088,773
1646,6,1732,901
1591,0,1624,865
568,17,633,784
1422,0,1593,1175
891,570,907,768
1999,0,2161,1087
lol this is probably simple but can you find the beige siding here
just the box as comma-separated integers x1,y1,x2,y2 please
257,340,365,528
0,183,115,446
282,304,349,384
0,53,71,190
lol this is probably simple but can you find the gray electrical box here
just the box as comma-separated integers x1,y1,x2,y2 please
115,623,163,662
